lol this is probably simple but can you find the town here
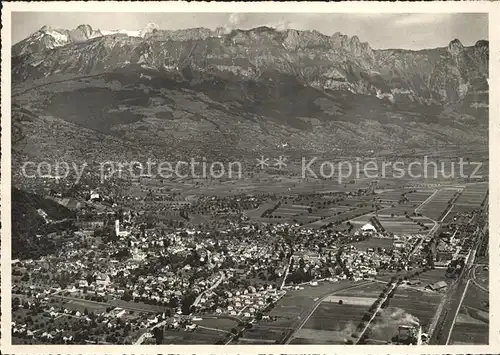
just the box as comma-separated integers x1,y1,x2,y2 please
11,168,489,345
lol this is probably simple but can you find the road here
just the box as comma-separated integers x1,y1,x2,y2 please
283,281,373,344
192,271,224,307
280,255,294,290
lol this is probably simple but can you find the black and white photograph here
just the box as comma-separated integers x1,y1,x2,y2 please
1,2,495,351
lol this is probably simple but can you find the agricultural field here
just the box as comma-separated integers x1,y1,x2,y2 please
454,183,488,208
374,265,440,284
364,189,436,218
460,159,489,181
442,183,487,223
418,188,460,221
412,267,449,286
250,192,378,226
175,173,331,197
236,280,365,344
375,189,434,204
162,316,238,344
367,288,443,343
190,172,373,197
350,213,434,235
376,203,420,217
473,266,488,291
350,190,436,234
163,326,228,344
363,268,448,343
289,282,386,344
290,304,365,344
191,316,239,330
348,237,394,251
244,202,276,219
406,190,437,203
442,205,474,223
303,206,375,229
377,215,433,234
448,282,489,345
62,298,109,314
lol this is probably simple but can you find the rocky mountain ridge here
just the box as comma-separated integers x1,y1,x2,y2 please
11,24,488,160
13,24,488,109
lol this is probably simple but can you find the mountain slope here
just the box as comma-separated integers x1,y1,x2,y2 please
13,24,103,56
11,25,488,162
12,188,76,259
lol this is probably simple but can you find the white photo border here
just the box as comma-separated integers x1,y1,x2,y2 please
1,1,498,354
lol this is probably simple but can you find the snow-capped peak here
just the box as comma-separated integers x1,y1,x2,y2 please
13,24,104,56
102,22,159,38
44,29,69,47
101,29,142,37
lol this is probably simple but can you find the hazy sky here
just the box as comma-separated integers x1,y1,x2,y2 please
12,12,488,50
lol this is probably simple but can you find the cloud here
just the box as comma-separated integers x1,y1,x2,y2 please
273,19,292,31
393,14,452,27
229,13,245,26
220,13,248,34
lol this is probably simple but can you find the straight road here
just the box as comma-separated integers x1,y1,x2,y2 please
414,189,439,214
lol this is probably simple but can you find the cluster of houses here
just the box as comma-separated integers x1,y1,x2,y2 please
208,286,284,318
12,195,455,345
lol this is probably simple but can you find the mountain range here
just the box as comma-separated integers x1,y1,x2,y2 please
12,24,488,164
